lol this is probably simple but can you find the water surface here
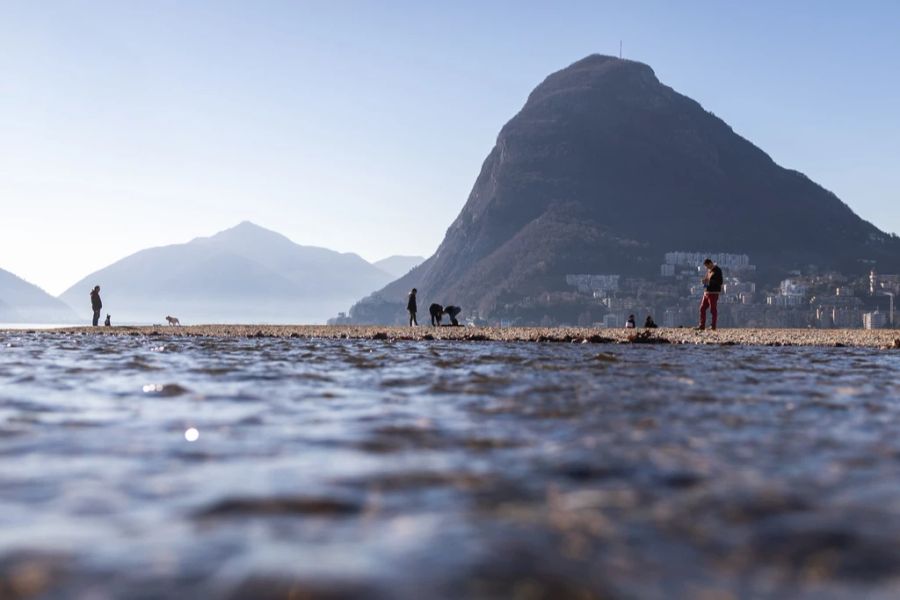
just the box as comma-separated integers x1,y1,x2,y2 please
1,333,899,598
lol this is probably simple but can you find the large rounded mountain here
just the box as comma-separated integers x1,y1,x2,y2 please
348,54,900,323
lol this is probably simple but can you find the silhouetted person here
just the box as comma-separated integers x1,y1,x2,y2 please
407,288,418,326
444,305,462,326
429,303,444,326
697,258,723,330
90,285,102,327
104,314,111,327
644,315,658,328
625,314,636,329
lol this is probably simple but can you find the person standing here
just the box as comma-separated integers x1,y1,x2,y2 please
625,314,636,329
407,288,418,326
697,259,723,330
90,285,102,327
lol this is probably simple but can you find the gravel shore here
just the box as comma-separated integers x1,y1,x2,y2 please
6,325,900,348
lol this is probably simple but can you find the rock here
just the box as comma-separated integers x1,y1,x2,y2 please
627,330,670,344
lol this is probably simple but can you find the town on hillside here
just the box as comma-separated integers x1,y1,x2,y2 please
484,251,898,329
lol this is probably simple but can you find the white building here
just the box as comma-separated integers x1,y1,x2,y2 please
779,279,808,297
864,311,887,330
767,295,806,307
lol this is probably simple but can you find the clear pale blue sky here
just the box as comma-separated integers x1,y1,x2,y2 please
2,1,899,294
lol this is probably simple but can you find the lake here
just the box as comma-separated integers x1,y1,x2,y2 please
1,332,899,598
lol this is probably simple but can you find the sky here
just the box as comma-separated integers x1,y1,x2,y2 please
2,1,899,295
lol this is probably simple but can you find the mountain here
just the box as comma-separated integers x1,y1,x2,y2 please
58,222,395,324
345,54,900,324
373,255,425,278
0,268,79,323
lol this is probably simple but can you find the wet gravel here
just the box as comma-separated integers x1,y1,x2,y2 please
15,324,900,349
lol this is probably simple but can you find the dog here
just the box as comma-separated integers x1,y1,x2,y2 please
104,314,111,327
165,315,181,326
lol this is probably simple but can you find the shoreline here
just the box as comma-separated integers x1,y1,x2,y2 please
2,325,899,348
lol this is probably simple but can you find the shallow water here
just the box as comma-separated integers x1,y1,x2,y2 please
1,333,899,599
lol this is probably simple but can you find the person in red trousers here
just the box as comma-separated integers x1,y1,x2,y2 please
697,258,723,330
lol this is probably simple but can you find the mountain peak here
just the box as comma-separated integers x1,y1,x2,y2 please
519,53,661,118
234,220,261,229
219,220,268,235
567,53,629,70
196,221,292,247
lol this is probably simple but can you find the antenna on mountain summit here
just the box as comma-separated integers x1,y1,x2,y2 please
619,40,623,59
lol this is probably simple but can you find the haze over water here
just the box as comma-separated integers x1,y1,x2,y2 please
2,331,899,598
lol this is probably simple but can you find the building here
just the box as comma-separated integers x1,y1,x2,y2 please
663,252,751,269
815,307,834,328
832,308,862,328
779,279,808,297
725,281,755,294
565,274,620,295
767,294,806,307
864,311,888,329
602,313,625,328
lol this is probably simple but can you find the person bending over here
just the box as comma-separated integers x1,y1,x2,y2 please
444,305,462,326
429,303,444,326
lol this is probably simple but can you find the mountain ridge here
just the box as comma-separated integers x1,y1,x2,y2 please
58,222,396,324
0,267,79,323
373,255,425,278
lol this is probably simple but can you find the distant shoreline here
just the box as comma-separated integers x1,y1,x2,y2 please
2,325,899,349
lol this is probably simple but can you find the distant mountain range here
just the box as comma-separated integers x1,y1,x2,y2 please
0,268,78,323
373,255,424,278
345,54,900,324
58,222,399,324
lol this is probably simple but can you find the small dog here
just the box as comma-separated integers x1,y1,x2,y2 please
165,315,181,326
104,314,111,327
